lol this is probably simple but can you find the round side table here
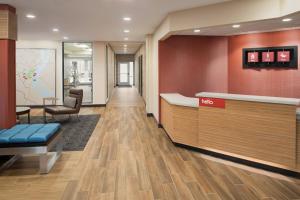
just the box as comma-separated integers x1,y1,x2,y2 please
16,107,31,124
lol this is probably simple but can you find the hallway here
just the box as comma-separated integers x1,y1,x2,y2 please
1,87,300,200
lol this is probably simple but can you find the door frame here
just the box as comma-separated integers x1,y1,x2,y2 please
117,62,130,86
139,55,143,96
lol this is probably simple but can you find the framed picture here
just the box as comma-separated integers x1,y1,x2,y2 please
277,51,290,62
247,52,259,62
243,46,297,68
16,48,56,106
262,51,274,62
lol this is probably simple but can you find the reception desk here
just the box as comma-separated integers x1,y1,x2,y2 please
160,92,300,172
160,94,199,146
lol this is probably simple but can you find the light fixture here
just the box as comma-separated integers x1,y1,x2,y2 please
26,14,36,19
124,29,130,33
124,37,129,41
63,36,69,40
282,18,292,22
52,28,59,32
194,29,200,33
75,43,89,48
124,44,127,47
123,17,131,21
232,24,240,28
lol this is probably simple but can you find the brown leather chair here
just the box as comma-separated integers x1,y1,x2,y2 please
44,89,83,123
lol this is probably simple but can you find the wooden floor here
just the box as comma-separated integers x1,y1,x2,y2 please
1,87,300,200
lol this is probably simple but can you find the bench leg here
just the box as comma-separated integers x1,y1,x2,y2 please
39,140,63,174
0,155,21,172
44,112,47,123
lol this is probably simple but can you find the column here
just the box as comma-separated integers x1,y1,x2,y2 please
0,4,17,129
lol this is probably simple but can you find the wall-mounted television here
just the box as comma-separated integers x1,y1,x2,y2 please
243,46,298,68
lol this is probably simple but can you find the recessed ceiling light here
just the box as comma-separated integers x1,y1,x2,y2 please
63,36,69,40
282,18,292,22
124,29,130,33
26,14,36,19
194,29,200,33
232,24,240,28
123,17,131,21
52,28,59,32
124,37,129,41
75,43,89,48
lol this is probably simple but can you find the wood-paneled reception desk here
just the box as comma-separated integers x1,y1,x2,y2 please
160,92,300,172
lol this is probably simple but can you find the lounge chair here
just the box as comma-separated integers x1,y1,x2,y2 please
43,89,83,123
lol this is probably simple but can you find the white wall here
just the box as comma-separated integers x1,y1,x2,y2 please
17,40,109,105
148,19,170,120
145,35,153,114
107,45,115,101
93,41,107,104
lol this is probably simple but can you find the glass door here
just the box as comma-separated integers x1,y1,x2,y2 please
63,42,93,104
119,62,130,85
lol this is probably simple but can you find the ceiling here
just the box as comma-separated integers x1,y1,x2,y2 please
175,12,300,36
109,41,143,54
0,0,229,42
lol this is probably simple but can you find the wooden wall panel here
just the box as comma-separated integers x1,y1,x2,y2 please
0,10,17,40
172,105,198,146
161,99,174,140
161,99,199,146
198,100,296,168
297,120,300,169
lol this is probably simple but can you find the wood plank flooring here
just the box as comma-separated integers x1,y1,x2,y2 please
0,87,300,200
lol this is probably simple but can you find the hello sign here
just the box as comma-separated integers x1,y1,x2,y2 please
199,97,225,109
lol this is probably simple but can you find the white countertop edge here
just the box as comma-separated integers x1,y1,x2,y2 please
160,93,199,108
196,92,300,106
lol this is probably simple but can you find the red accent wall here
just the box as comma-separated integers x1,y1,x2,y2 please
0,39,16,128
228,29,300,98
159,35,228,97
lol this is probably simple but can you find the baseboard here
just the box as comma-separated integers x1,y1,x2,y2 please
146,113,162,128
24,105,45,108
82,104,106,107
146,113,153,117
19,104,106,108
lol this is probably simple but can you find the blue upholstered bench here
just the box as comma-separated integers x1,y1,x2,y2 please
0,123,62,174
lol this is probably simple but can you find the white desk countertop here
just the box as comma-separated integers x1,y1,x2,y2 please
196,92,300,106
160,93,199,108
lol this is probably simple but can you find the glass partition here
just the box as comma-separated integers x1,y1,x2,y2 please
63,42,93,104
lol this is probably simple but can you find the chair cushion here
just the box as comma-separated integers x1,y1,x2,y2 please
0,123,61,143
45,106,77,114
64,97,77,108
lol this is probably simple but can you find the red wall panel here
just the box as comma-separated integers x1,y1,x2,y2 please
228,29,300,98
0,39,16,128
159,35,228,97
